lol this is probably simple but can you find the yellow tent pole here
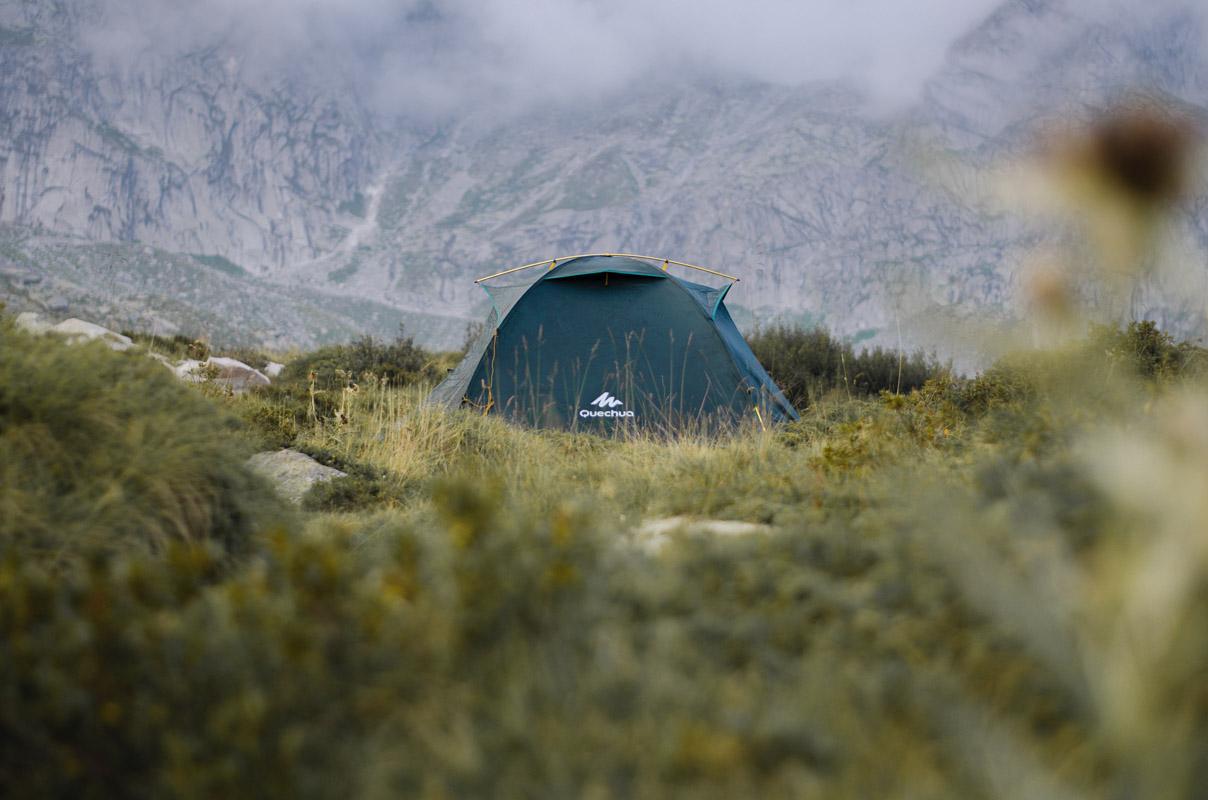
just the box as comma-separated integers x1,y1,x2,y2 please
474,258,558,283
474,252,741,283
630,255,740,282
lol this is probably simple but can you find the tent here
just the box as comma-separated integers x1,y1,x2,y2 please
429,254,799,430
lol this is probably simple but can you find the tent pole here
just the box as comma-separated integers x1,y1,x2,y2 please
474,253,741,283
474,259,557,283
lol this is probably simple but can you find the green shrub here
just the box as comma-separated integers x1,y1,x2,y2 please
0,320,286,566
237,395,301,449
748,324,940,409
0,477,1099,798
7,307,1208,798
280,329,441,391
295,445,410,513
1092,320,1208,381
958,359,1036,415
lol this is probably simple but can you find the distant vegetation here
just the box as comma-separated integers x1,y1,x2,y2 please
326,262,359,284
0,25,35,46
748,323,942,408
337,192,367,218
279,328,450,389
4,301,1208,797
191,253,247,276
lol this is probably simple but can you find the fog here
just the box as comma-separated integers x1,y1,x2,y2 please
80,0,1208,120
85,0,1005,115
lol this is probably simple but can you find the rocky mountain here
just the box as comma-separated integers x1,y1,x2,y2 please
0,1,380,271
1,0,1205,354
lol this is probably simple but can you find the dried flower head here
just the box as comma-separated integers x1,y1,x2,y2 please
1055,100,1200,209
1023,257,1075,320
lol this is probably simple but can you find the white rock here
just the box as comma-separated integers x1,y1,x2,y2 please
51,318,134,351
206,357,271,392
633,516,773,553
172,357,271,393
264,361,285,378
173,359,206,382
247,449,347,504
146,352,176,369
15,311,50,334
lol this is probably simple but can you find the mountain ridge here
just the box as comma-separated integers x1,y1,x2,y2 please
1,0,1205,354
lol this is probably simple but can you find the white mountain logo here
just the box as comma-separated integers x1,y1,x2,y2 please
580,390,635,418
590,392,624,408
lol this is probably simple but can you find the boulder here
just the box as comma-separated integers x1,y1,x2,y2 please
633,516,773,553
147,352,176,370
15,311,51,335
173,359,207,382
173,357,270,393
247,449,347,504
51,318,134,351
264,361,285,378
206,356,271,392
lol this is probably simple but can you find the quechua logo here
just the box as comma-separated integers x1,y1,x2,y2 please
580,391,635,418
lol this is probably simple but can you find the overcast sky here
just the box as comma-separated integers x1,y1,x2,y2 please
83,0,1204,118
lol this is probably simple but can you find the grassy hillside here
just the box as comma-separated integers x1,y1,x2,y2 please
4,301,1207,798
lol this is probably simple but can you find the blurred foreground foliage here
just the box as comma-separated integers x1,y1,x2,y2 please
0,319,286,567
4,308,1208,799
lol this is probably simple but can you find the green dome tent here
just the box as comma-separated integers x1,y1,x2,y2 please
429,254,799,430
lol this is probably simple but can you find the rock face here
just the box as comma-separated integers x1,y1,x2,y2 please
1,1,1206,356
0,2,380,274
247,450,347,505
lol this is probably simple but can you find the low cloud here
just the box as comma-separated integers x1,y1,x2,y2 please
79,0,1206,119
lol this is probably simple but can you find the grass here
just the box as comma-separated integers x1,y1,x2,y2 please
4,98,1205,797
0,317,288,567
4,301,1208,797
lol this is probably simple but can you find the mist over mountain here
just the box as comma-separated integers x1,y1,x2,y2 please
1,0,1205,353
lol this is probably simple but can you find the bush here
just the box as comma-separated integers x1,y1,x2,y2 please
295,445,410,512
1092,320,1208,381
280,329,441,391
748,325,940,409
0,475,1111,798
0,481,969,798
7,307,1208,798
0,319,286,566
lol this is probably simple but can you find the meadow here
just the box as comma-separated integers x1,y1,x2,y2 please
3,101,1206,800
4,303,1208,799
